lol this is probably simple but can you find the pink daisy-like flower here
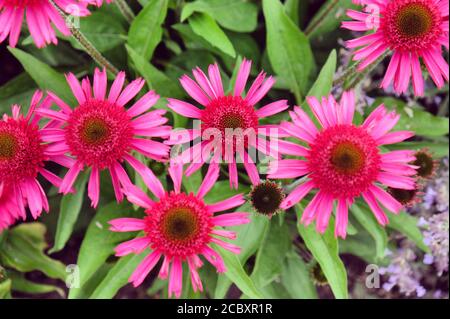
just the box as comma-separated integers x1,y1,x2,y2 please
0,91,70,231
109,162,250,298
0,0,90,48
268,91,418,238
342,0,449,96
166,59,289,189
37,68,172,208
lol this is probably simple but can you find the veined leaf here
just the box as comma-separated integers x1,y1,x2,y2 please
68,201,139,299
8,47,75,105
296,205,348,299
351,202,388,261
214,245,263,299
0,223,67,281
50,171,89,254
263,0,315,103
388,211,430,253
251,219,291,288
128,0,168,60
90,253,147,299
181,0,258,33
189,13,236,58
281,251,318,299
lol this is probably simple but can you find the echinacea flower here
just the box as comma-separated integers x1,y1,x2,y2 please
166,59,289,189
0,91,70,231
0,0,90,48
109,162,250,298
342,0,449,96
387,186,423,207
413,148,438,179
37,68,171,208
268,91,418,238
249,180,285,217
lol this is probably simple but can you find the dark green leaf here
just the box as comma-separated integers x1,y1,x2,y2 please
189,13,236,58
296,205,348,299
128,0,169,60
182,0,258,33
50,171,89,254
263,0,315,102
8,47,75,105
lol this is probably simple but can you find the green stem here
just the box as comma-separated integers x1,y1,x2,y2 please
333,61,361,87
304,0,339,37
114,0,135,24
344,51,390,90
49,0,120,76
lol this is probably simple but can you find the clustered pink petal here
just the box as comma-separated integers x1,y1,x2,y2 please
37,68,171,207
109,163,250,298
268,90,417,238
167,59,289,189
0,0,90,48
342,0,449,96
0,91,66,230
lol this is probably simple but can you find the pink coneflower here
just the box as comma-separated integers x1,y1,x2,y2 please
342,0,449,96
268,91,418,238
0,91,70,231
0,0,90,48
109,162,250,298
37,68,171,208
166,59,289,189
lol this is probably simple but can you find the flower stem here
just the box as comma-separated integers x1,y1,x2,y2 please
304,0,339,37
49,0,120,76
114,0,135,24
344,51,390,90
333,61,361,87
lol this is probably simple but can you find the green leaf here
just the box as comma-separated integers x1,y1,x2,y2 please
373,97,449,137
90,253,147,299
339,231,383,265
126,45,184,99
263,0,315,102
0,276,11,299
388,211,429,253
188,13,236,58
0,73,36,114
68,201,138,299
67,11,126,52
385,141,449,158
203,181,250,204
9,271,65,297
50,171,89,254
281,251,318,299
214,245,263,299
251,219,291,288
0,223,67,281
306,0,355,39
296,205,348,299
214,208,270,298
181,0,258,33
8,47,75,105
69,263,114,299
128,0,168,60
181,169,203,194
351,202,388,261
284,0,301,26
306,50,337,99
